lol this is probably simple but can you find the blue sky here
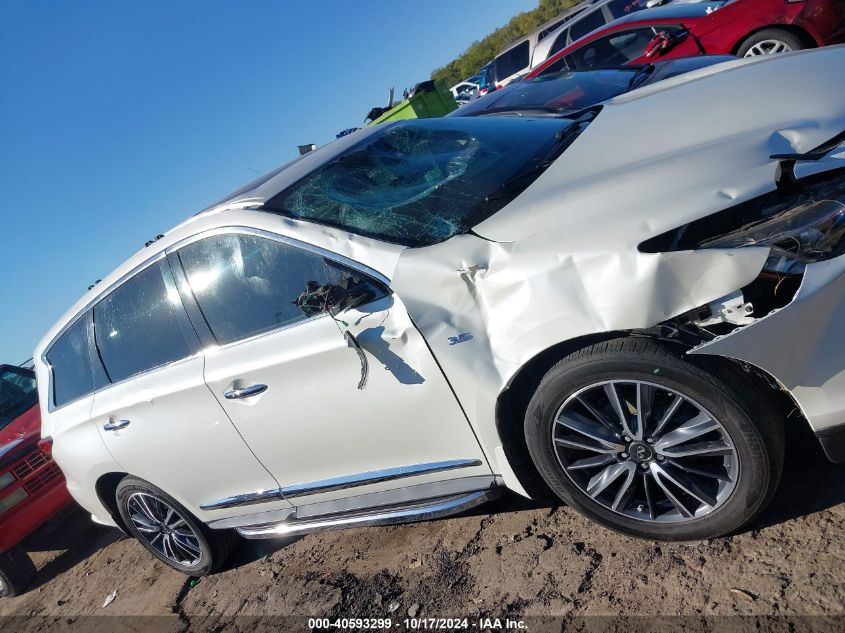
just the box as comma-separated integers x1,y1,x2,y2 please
0,0,536,363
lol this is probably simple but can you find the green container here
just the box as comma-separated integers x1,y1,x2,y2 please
367,81,458,126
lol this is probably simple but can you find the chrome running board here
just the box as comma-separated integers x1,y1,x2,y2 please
236,489,499,540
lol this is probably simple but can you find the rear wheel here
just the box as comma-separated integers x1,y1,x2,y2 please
737,29,805,57
0,545,37,598
116,476,238,575
524,338,784,541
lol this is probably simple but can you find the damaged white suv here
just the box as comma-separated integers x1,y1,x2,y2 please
36,46,845,575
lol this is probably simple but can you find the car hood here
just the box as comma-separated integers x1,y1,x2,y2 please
0,405,40,458
473,46,845,245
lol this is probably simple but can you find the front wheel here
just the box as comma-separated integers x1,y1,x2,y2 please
116,476,237,575
0,545,37,598
737,29,805,57
524,338,784,541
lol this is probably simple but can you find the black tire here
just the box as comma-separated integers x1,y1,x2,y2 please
524,337,784,541
116,476,238,575
0,545,37,598
736,28,805,57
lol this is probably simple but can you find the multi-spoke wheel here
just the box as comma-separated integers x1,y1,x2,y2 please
524,338,784,541
737,29,804,58
126,492,202,566
116,477,238,575
553,380,737,522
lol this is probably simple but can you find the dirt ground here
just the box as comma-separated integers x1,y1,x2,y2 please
2,422,844,632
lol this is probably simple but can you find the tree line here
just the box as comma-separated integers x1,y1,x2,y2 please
431,0,579,86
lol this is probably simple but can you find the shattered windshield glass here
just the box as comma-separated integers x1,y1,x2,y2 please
263,117,577,247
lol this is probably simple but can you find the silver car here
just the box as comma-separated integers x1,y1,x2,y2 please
35,47,845,575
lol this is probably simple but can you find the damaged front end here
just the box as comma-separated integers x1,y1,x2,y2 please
641,166,845,461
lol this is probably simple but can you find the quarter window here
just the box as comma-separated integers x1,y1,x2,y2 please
177,234,370,345
93,263,193,383
549,28,571,56
46,316,94,407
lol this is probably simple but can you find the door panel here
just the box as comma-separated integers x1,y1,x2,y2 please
87,259,286,520
92,356,289,519
204,294,489,505
174,230,490,506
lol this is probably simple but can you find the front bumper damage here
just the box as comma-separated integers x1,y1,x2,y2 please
691,254,845,462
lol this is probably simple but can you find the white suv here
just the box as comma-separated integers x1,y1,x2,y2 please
36,49,845,575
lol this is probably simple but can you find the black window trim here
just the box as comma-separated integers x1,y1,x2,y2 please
164,226,392,352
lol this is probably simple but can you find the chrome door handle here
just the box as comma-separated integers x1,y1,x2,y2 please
103,419,131,431
224,384,268,400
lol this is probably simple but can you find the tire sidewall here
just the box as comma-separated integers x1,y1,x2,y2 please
738,30,803,57
116,477,215,575
525,352,772,541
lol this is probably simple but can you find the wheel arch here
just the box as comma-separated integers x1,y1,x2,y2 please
732,24,819,55
494,329,809,498
95,472,130,533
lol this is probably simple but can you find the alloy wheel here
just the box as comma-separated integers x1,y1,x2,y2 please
744,40,793,57
126,492,203,566
551,380,738,523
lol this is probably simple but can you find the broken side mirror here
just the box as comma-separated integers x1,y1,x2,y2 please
643,30,683,58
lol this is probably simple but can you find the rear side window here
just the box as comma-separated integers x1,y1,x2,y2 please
177,234,358,345
569,9,607,42
494,41,530,81
46,317,94,407
93,264,193,383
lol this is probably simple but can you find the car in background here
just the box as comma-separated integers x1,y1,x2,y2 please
450,76,480,99
476,62,495,96
527,0,845,79
451,55,736,117
0,364,72,597
490,0,649,88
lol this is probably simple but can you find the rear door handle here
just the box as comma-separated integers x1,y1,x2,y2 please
224,383,268,400
103,419,131,431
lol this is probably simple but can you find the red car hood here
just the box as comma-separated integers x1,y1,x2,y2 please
0,405,40,458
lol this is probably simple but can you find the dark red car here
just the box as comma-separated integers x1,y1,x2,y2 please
0,364,72,597
527,0,845,78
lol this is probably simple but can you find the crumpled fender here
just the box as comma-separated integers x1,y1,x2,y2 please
392,231,768,472
692,253,845,434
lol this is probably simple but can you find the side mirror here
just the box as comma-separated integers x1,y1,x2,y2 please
645,27,690,58
643,32,671,58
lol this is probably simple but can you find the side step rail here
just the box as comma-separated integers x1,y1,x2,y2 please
236,489,499,540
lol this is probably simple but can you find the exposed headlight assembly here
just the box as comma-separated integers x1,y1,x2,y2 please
698,197,845,273
640,167,845,274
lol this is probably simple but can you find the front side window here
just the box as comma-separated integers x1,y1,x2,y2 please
568,9,607,42
45,316,94,407
93,264,192,383
494,41,530,81
178,234,380,346
263,117,574,247
568,27,676,69
0,367,38,430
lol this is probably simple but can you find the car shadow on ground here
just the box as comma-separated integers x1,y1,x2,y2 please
19,423,845,585
21,506,124,587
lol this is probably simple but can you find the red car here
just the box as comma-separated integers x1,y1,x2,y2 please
0,364,72,597
527,0,845,78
